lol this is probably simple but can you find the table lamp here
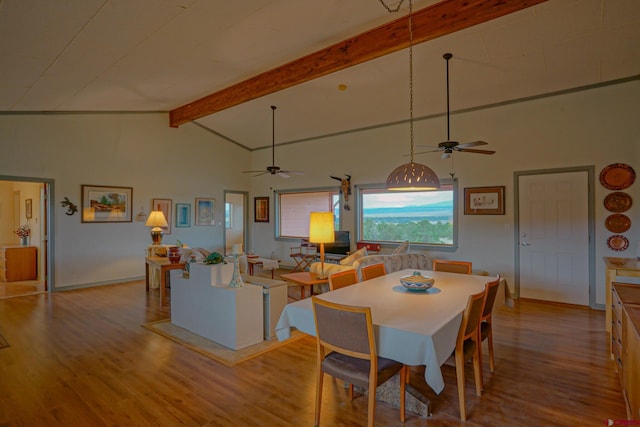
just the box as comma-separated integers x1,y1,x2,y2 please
309,211,335,279
145,211,168,245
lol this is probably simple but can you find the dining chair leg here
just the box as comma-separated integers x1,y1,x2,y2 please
399,366,407,423
488,328,495,372
315,369,324,426
455,351,467,422
367,383,376,427
473,345,483,397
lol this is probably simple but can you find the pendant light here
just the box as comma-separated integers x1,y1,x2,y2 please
385,0,440,191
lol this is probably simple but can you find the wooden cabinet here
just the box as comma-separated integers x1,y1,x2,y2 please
0,246,38,282
612,283,640,419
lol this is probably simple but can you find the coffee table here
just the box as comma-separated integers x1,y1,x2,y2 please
279,271,328,300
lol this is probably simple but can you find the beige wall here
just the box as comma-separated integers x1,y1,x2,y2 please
249,80,640,306
0,113,251,288
0,80,637,303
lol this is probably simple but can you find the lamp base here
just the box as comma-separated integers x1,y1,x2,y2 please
150,228,163,245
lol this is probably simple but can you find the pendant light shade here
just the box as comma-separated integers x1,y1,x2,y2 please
386,162,440,190
385,0,440,191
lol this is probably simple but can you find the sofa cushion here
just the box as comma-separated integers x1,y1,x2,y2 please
339,246,368,266
391,240,410,255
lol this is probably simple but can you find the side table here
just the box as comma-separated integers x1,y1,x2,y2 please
145,256,185,305
280,271,328,300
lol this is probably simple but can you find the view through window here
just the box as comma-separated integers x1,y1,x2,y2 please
358,182,456,247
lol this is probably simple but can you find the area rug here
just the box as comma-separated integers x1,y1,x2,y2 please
0,332,9,350
142,320,305,367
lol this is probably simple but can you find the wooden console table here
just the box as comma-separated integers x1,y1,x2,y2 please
145,256,185,305
280,271,328,300
604,257,640,333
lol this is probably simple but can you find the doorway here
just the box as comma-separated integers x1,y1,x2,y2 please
224,191,248,256
0,175,53,298
515,167,595,307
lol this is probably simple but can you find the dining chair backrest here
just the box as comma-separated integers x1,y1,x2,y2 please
433,259,473,275
481,275,501,321
479,275,502,384
329,269,359,291
361,262,387,281
312,297,374,360
312,297,406,426
452,289,486,421
459,290,486,345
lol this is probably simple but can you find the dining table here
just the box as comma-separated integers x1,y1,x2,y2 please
275,268,505,395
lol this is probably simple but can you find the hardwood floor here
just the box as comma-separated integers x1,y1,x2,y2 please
0,280,627,426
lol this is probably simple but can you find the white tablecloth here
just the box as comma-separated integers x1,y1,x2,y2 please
275,269,501,394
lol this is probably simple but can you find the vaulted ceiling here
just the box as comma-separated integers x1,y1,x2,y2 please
1,0,639,151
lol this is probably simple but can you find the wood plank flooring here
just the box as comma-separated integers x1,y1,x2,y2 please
0,279,627,426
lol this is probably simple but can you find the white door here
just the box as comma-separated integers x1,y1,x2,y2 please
518,171,589,305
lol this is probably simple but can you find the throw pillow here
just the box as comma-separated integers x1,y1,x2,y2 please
392,240,410,255
339,246,368,266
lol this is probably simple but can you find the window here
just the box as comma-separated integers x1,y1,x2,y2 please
276,189,340,238
357,181,457,248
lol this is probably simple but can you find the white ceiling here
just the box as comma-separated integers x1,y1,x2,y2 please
1,0,639,151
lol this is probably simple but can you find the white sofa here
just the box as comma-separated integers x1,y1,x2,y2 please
310,251,432,282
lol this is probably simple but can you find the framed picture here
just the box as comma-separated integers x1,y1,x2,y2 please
255,197,269,223
464,186,505,215
152,199,172,235
175,203,191,228
195,198,215,226
81,185,133,223
25,199,32,219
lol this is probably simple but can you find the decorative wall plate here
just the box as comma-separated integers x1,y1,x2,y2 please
607,235,629,252
605,214,631,233
604,192,632,213
600,163,636,190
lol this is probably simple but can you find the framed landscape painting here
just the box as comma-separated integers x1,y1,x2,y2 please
195,198,215,226
81,185,133,223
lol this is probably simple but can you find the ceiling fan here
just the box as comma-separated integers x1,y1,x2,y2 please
243,105,303,178
415,53,496,160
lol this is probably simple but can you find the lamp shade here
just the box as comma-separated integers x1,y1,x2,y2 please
308,212,335,244
145,210,168,228
386,162,440,191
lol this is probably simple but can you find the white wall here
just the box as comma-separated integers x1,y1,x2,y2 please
0,113,251,288
249,80,640,306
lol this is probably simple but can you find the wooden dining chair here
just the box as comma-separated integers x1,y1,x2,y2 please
361,262,387,281
446,289,485,421
479,275,501,388
328,269,358,291
432,259,473,274
312,297,407,427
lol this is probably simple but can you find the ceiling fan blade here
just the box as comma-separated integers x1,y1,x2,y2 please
457,140,488,149
252,172,268,177
458,148,495,155
407,149,442,156
441,151,451,159
416,145,440,149
280,170,304,175
243,170,266,173
276,172,291,178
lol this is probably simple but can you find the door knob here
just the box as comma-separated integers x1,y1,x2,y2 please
521,241,531,246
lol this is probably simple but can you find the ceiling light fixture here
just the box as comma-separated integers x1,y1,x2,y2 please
385,0,440,191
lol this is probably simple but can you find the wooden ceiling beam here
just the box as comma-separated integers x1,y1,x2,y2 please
169,0,547,127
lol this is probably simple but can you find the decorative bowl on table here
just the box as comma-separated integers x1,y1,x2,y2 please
400,271,435,291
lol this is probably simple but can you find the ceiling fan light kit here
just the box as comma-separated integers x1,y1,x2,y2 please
385,0,440,191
